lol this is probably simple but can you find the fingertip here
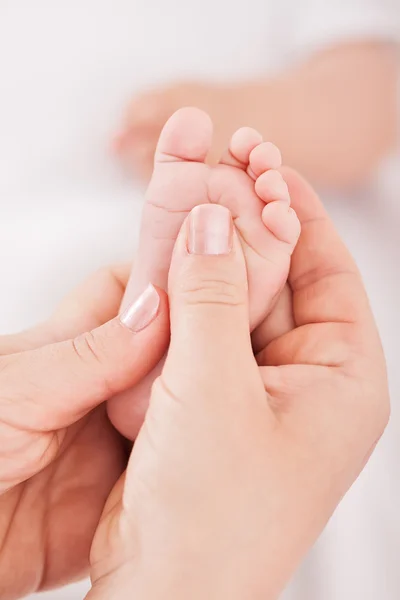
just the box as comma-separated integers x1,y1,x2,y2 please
120,284,169,333
186,204,233,256
167,205,249,331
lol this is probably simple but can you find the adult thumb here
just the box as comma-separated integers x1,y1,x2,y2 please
0,285,169,431
164,205,254,388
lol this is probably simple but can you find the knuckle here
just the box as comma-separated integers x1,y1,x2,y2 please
71,330,105,367
180,276,245,308
70,331,117,399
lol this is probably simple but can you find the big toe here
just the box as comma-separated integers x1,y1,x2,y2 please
155,107,213,163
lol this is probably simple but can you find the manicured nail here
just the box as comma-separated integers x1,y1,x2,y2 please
187,204,233,255
119,284,160,332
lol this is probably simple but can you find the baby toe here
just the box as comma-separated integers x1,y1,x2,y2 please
255,170,290,203
220,127,263,169
249,142,282,178
262,201,301,246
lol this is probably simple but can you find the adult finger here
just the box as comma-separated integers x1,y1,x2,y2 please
50,263,131,334
162,204,263,399
259,168,382,368
0,264,131,356
0,285,169,431
282,167,373,327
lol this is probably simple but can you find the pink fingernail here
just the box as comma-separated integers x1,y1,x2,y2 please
119,284,160,332
187,204,233,255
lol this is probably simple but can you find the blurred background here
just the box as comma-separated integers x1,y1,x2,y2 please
0,1,399,598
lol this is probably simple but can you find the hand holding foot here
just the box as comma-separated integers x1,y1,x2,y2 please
0,274,169,598
90,199,389,600
108,107,300,439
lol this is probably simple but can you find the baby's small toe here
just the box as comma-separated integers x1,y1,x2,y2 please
262,201,301,246
255,170,290,203
248,142,282,179
220,127,263,169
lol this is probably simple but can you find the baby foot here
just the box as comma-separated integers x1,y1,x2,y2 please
108,108,300,439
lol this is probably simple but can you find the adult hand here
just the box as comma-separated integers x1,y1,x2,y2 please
88,172,389,600
0,267,169,599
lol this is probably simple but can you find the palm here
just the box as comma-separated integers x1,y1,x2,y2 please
89,168,389,594
0,409,125,596
0,266,131,597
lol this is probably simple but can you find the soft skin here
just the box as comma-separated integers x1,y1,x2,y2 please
89,174,389,599
0,171,389,600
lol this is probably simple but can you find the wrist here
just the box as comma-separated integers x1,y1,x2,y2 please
88,552,287,600
87,567,172,600
89,505,298,600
